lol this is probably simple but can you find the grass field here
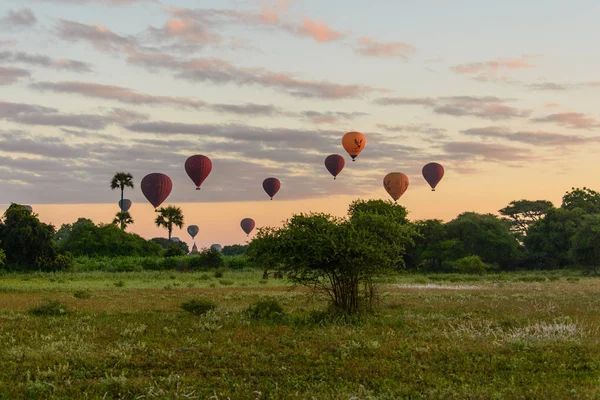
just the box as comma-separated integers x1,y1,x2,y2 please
1,269,599,399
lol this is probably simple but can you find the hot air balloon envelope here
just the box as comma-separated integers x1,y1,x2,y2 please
185,155,212,190
262,178,280,200
211,244,222,252
241,218,256,236
22,205,32,212
141,173,172,210
324,154,345,179
383,172,409,202
422,162,444,191
187,225,199,239
342,131,366,161
119,199,132,212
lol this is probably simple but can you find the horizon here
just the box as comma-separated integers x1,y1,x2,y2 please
1,0,599,249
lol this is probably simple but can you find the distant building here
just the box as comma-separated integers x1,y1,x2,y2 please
190,243,199,255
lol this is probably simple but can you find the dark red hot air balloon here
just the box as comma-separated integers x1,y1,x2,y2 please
141,173,172,211
324,154,345,180
185,155,212,190
422,162,445,191
262,178,280,200
241,218,255,236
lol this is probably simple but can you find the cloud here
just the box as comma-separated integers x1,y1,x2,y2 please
375,96,531,120
146,17,222,50
297,18,344,42
528,81,600,91
31,0,155,5
56,19,135,52
2,8,37,27
355,37,415,59
376,123,447,139
450,55,535,81
0,66,30,85
461,126,599,146
53,20,380,99
531,112,600,130
301,111,368,124
0,51,93,73
0,100,147,129
443,141,531,162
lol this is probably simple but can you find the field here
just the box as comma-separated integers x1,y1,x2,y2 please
1,269,599,399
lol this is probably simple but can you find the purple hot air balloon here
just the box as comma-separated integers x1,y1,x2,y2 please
262,178,280,200
141,173,172,211
241,218,256,237
324,154,345,180
422,162,445,191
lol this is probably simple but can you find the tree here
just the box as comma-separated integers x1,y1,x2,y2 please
155,206,184,242
110,172,134,211
0,204,71,270
222,244,248,256
570,214,600,273
499,200,554,240
524,208,584,268
250,201,417,314
56,217,162,257
445,212,520,268
247,227,283,279
151,237,189,254
561,187,600,214
348,198,408,224
0,245,5,268
113,211,134,230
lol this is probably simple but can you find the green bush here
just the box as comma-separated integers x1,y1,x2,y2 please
164,245,186,258
187,248,224,270
214,267,225,278
73,289,92,299
452,255,490,274
225,256,254,270
0,248,5,268
28,300,70,316
181,299,216,316
245,297,286,321
160,257,181,270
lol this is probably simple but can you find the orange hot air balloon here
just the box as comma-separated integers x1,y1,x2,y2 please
342,131,366,161
383,172,409,202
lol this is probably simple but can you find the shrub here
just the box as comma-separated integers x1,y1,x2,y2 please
188,248,224,270
0,248,5,268
181,299,216,316
160,257,181,270
73,289,92,299
452,255,490,274
225,256,254,270
245,297,286,321
164,245,186,258
28,300,70,316
219,279,234,286
214,267,225,278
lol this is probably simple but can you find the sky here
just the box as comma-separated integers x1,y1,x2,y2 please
1,0,600,249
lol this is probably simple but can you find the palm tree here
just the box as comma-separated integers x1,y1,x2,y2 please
110,172,134,211
155,206,184,242
113,211,134,231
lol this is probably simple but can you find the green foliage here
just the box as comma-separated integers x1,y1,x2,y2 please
56,218,162,258
250,200,417,314
191,247,224,270
247,226,282,278
28,300,70,316
73,289,92,299
155,206,185,241
347,198,408,224
561,187,600,214
452,255,490,274
164,245,186,258
151,237,189,254
214,267,225,278
225,256,254,270
524,208,584,268
245,297,286,321
445,212,520,268
0,204,68,271
499,199,554,240
180,299,216,316
222,244,248,256
112,211,134,231
0,247,5,268
570,214,600,273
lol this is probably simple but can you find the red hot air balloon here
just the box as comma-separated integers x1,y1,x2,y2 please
185,155,212,190
324,154,345,180
422,162,445,191
262,178,280,200
141,173,172,211
241,218,255,236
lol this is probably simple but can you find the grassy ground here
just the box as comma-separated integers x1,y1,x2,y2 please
0,269,599,399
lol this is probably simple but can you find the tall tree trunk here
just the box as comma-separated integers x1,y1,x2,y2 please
120,185,124,211
168,225,172,242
